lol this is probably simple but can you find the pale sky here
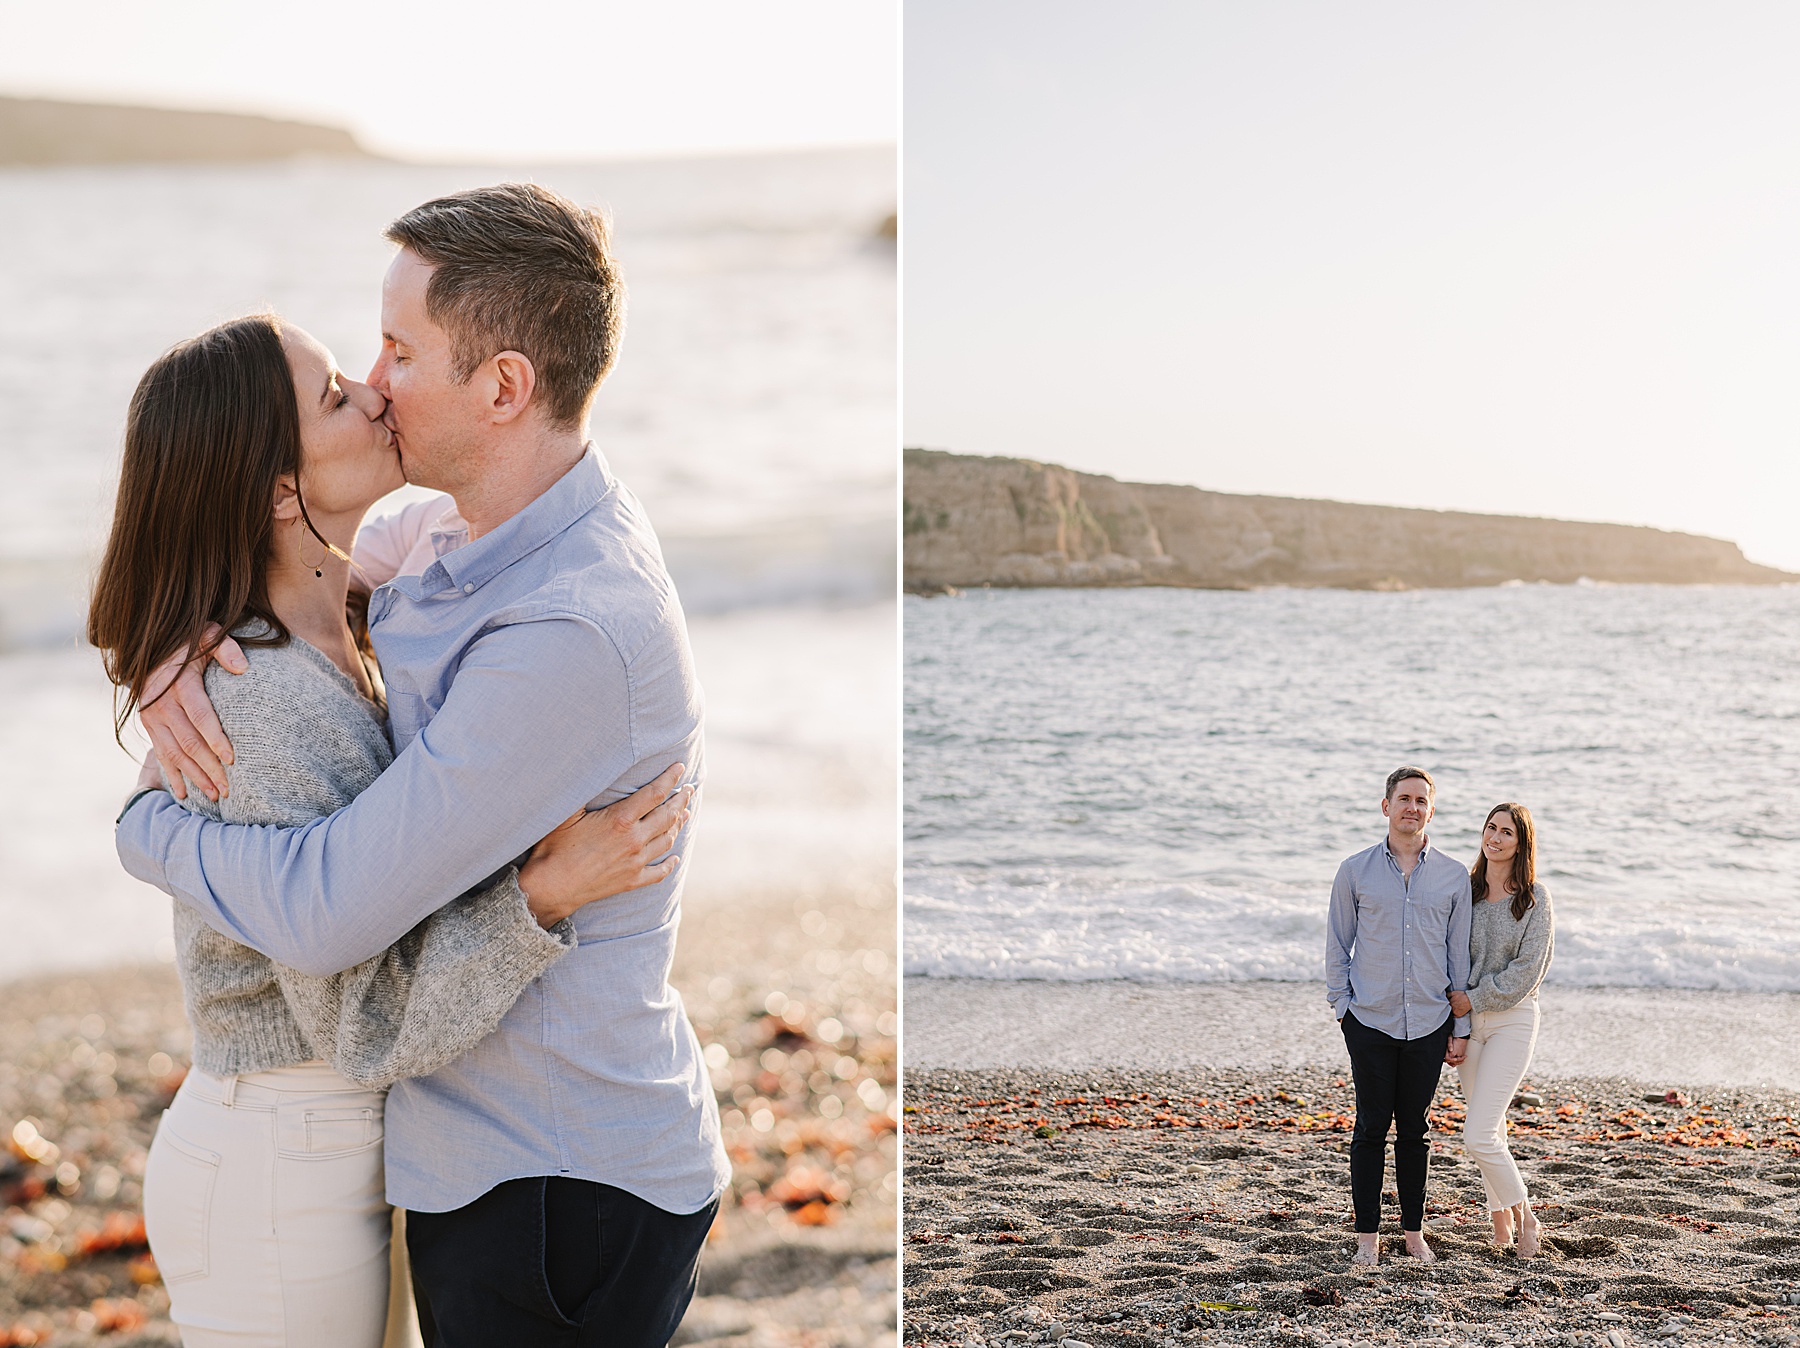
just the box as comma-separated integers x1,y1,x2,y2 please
906,2,1800,571
0,0,896,161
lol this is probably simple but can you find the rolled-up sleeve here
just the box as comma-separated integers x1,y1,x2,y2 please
117,615,641,976
1325,860,1357,1020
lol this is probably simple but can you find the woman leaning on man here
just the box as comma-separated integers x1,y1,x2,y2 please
1449,802,1555,1257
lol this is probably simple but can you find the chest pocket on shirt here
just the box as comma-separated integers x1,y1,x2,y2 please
1407,883,1456,929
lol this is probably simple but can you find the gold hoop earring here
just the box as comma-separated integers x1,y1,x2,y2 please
299,528,326,578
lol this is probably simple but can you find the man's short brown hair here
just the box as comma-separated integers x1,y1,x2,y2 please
1385,766,1435,800
385,182,624,429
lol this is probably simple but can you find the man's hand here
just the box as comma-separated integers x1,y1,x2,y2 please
139,624,248,802
1444,1037,1469,1067
519,765,694,929
1448,989,1472,1017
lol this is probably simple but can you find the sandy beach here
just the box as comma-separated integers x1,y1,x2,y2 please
902,981,1800,1346
903,1061,1800,1348
0,882,896,1347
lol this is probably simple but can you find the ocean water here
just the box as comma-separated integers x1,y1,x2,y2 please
0,148,895,638
904,584,1800,993
0,148,896,979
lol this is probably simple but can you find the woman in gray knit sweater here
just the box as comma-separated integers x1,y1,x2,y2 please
1446,802,1555,1259
89,315,688,1347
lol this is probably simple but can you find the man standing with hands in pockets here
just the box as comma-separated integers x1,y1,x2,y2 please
1326,767,1472,1267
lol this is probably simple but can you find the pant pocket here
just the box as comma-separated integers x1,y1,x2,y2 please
278,1105,384,1158
143,1123,221,1284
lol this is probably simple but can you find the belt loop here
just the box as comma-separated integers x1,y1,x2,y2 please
221,1075,238,1109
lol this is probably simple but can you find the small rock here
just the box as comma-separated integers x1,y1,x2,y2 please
1046,1323,1067,1340
1063,1341,1094,1348
1597,1313,1624,1322
1607,1333,1627,1348
1512,1092,1545,1108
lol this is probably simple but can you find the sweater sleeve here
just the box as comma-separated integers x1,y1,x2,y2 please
1468,886,1555,1013
272,869,574,1089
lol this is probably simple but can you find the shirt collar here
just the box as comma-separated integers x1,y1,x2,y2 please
420,446,613,597
1383,835,1431,867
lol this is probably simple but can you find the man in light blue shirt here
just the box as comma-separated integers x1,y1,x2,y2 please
119,184,729,1346
1325,766,1471,1268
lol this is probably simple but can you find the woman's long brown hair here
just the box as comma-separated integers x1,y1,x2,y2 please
88,315,304,744
1470,801,1538,921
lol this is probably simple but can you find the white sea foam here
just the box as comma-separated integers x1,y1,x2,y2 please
902,872,1800,992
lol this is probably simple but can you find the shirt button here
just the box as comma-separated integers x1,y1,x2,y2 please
462,583,475,594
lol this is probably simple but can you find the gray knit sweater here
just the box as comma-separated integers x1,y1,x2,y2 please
164,625,572,1088
1467,883,1554,1013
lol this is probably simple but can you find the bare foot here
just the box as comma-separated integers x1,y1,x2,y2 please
1516,1213,1542,1259
1350,1233,1380,1267
1402,1229,1437,1263
1491,1208,1515,1247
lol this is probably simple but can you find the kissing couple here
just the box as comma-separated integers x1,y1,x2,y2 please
1325,767,1556,1266
90,183,729,1346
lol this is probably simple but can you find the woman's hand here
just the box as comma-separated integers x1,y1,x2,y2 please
519,765,694,929
1444,1037,1468,1067
139,622,249,801
1448,990,1472,1017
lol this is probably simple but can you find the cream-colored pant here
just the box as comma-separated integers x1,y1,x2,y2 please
1454,997,1539,1213
143,1063,421,1348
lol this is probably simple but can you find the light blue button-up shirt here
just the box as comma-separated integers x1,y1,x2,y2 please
1325,837,1472,1040
117,448,730,1214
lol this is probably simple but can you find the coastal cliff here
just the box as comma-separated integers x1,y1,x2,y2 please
904,449,1792,592
0,95,370,165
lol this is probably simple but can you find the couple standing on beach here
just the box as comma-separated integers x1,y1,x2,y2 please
1326,766,1556,1267
89,185,727,1346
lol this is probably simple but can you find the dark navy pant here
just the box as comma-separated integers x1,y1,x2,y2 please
1339,1010,1453,1233
408,1176,718,1347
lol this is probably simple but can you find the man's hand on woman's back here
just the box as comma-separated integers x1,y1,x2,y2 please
519,765,695,928
139,622,249,801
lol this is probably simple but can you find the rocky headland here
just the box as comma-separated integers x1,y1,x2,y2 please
0,95,370,166
904,449,1792,594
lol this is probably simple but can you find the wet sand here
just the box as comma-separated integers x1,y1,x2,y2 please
0,883,896,1347
903,979,1800,1090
